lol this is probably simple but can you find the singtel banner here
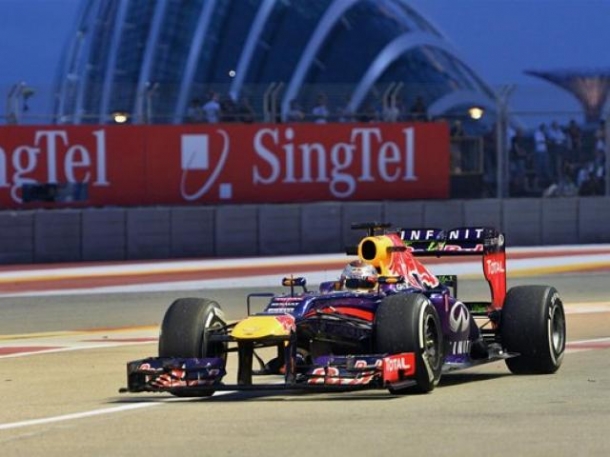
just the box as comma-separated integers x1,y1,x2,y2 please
0,123,449,207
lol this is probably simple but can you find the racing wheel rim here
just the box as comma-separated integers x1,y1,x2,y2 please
549,300,566,358
423,313,441,369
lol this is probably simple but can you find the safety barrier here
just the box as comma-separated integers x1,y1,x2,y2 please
0,197,608,264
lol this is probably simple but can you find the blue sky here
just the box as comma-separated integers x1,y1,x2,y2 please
1,0,610,124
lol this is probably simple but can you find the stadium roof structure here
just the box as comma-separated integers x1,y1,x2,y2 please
525,68,610,123
53,0,498,126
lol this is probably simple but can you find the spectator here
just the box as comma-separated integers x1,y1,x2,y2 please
186,98,203,123
237,96,256,123
547,120,567,181
450,120,465,173
357,102,379,123
286,99,305,122
220,94,238,122
566,119,582,162
409,95,428,121
533,123,550,189
202,92,221,123
450,119,465,137
383,99,402,122
336,97,356,122
577,164,598,196
593,148,606,194
509,127,531,195
595,119,606,154
311,93,330,123
576,152,605,196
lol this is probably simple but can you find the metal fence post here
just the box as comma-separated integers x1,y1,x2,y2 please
605,110,610,196
495,85,515,198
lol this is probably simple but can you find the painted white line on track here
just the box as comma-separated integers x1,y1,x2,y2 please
0,403,159,431
0,391,228,431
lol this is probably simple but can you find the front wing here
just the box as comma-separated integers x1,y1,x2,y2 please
120,352,417,394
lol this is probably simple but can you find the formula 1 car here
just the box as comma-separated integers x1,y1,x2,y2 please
120,222,566,396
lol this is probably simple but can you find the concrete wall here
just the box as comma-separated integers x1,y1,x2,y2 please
170,207,215,258
0,211,35,263
2,197,610,264
126,208,171,260
82,208,126,261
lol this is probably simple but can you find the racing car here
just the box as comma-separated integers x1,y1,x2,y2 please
120,222,566,396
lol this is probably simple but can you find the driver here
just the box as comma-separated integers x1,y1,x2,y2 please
340,260,379,291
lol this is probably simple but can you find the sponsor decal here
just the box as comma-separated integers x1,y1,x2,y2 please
401,228,486,242
402,228,443,241
386,234,439,288
352,360,369,369
275,315,296,333
483,251,507,307
382,353,416,382
307,366,377,385
450,340,471,355
253,126,418,198
271,297,303,303
265,307,297,314
0,129,109,203
442,243,484,252
138,363,156,372
447,228,484,240
448,301,470,334
485,259,505,274
179,130,230,201
384,355,412,372
0,123,449,207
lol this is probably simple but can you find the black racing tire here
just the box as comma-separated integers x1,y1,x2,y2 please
374,293,443,394
158,298,227,397
501,285,566,374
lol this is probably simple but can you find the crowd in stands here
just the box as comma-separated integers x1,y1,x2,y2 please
187,90,432,125
187,92,256,124
188,90,606,198
508,118,605,198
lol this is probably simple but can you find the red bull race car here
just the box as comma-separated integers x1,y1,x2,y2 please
120,222,566,396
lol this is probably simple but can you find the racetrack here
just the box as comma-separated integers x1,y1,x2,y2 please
0,250,609,456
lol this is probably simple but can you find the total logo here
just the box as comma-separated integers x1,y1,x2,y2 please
485,259,506,274
179,130,231,201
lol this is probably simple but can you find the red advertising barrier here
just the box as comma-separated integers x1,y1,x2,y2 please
0,122,449,208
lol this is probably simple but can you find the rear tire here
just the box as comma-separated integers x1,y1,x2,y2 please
374,294,443,394
501,285,566,374
159,298,227,396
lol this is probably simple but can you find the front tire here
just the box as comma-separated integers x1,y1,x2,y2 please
501,285,566,374
159,298,227,396
374,294,443,394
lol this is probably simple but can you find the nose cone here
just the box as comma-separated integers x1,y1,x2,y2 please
231,315,295,340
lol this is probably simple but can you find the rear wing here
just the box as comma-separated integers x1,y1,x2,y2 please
399,227,505,256
399,226,506,309
349,223,506,309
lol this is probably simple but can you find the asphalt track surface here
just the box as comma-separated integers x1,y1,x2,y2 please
0,246,609,456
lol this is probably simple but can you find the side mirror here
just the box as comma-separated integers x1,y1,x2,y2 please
281,276,307,295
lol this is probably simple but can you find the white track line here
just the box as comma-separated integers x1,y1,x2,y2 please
0,391,230,431
0,403,158,431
